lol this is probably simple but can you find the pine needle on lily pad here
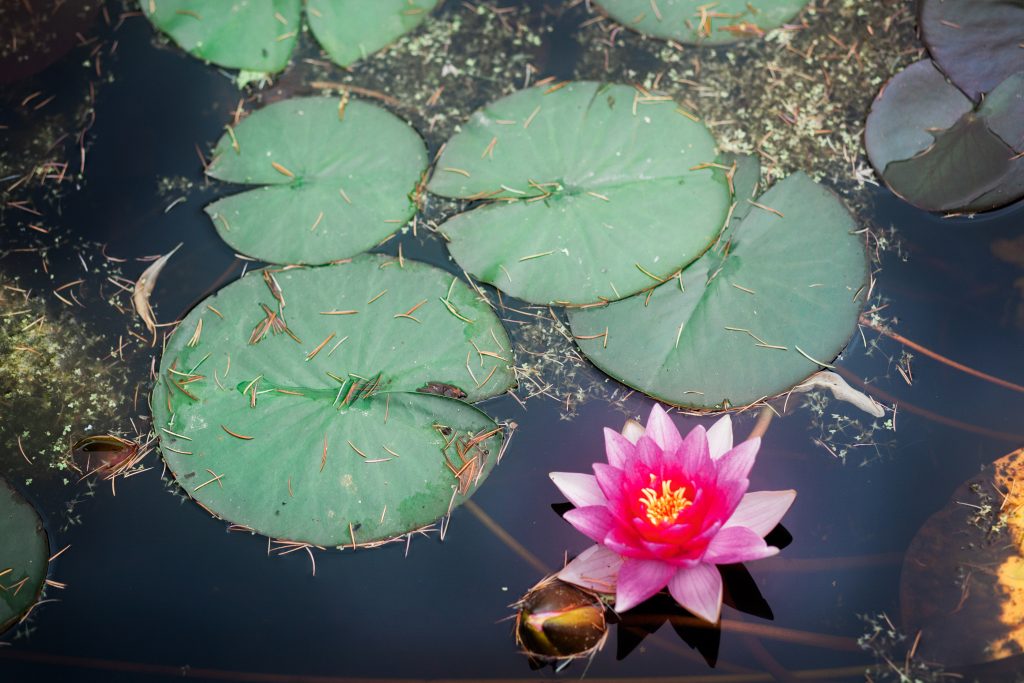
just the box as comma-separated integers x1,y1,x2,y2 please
205,97,428,266
568,172,867,411
151,255,514,545
865,61,1024,213
428,82,731,305
595,0,809,45
142,0,438,72
0,476,49,633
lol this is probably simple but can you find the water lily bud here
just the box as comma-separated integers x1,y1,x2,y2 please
515,577,608,661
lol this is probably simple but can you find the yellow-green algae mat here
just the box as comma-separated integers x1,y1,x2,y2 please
569,172,868,411
142,0,439,72
1,476,48,632
151,255,514,546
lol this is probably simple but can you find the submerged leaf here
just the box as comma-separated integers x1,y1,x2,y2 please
205,97,427,265
568,173,867,410
151,255,514,545
902,447,1024,667
429,82,730,305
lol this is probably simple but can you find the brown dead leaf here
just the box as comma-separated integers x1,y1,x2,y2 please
133,243,181,346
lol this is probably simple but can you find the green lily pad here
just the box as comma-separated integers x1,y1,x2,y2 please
141,0,301,73
595,0,808,45
205,97,428,266
568,172,867,411
428,82,730,305
306,0,439,67
151,254,514,545
1,476,49,633
920,0,1024,102
866,62,1024,213
142,0,438,72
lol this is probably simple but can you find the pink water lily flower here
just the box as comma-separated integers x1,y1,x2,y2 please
550,405,795,623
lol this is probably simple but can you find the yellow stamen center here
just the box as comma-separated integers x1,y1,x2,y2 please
638,474,692,525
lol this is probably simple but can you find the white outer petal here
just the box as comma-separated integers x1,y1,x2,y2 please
549,472,607,508
723,490,797,536
621,418,645,444
707,414,733,460
558,544,623,594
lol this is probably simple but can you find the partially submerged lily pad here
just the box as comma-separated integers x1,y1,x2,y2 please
595,0,809,45
142,0,437,72
151,255,514,545
306,0,439,68
865,61,1024,213
901,447,1024,667
568,172,867,410
919,0,1024,102
428,82,730,305
0,476,49,633
205,97,428,265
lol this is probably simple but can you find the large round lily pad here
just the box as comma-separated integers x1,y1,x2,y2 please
428,82,730,305
901,447,1024,667
142,0,437,72
865,61,1024,213
919,0,1024,102
1,476,48,633
151,255,514,545
141,0,301,73
595,0,808,45
306,0,439,68
205,97,428,266
568,172,867,410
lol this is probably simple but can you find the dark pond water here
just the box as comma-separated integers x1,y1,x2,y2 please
2,2,1023,682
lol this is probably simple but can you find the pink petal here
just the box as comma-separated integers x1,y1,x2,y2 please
614,558,676,612
593,463,626,510
724,490,796,536
563,506,615,544
702,526,780,565
668,563,723,623
635,435,663,470
549,472,607,508
604,526,651,560
706,415,733,460
644,404,683,453
621,419,644,444
675,424,711,476
558,544,623,594
715,438,760,484
604,427,635,468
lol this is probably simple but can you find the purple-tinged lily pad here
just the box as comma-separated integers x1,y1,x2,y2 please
865,61,1024,213
919,0,1024,102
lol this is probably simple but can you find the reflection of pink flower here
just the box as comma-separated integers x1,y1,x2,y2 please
550,405,795,622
